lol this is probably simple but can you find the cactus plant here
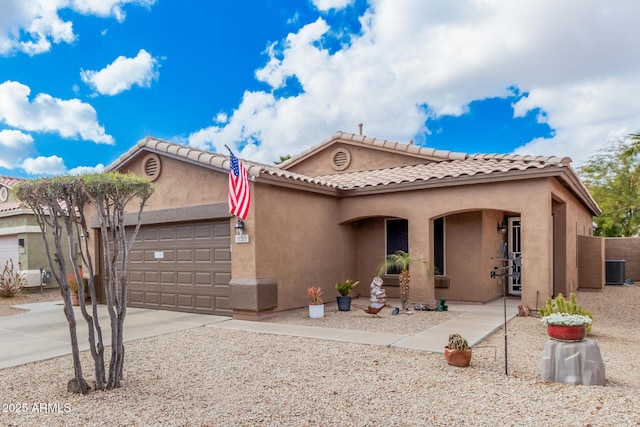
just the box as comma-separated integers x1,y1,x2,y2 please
448,333,469,351
538,292,593,334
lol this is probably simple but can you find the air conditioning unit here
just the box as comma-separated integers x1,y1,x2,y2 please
605,260,625,285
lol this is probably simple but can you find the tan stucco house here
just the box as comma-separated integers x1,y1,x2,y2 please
98,131,601,319
0,176,57,289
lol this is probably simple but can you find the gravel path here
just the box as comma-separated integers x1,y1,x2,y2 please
1,286,639,426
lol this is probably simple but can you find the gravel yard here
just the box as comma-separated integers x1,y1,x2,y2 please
0,286,639,426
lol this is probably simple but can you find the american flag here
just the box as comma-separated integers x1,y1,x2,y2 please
228,152,251,219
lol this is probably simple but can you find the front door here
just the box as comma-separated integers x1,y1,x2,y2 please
508,217,522,295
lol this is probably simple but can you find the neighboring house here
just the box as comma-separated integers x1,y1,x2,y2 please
0,177,56,288
97,131,601,319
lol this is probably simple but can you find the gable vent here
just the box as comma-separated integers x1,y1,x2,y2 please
330,148,351,171
143,154,161,181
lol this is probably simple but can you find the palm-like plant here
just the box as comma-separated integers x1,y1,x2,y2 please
377,250,414,312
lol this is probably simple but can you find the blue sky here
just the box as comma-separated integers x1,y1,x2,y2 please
1,0,639,178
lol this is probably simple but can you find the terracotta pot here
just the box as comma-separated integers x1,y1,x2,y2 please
547,324,586,342
71,293,79,306
444,346,472,367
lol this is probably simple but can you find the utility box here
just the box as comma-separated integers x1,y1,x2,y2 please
605,260,625,285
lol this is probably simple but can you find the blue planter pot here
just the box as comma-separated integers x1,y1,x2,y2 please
337,296,352,311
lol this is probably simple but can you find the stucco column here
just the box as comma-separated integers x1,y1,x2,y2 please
521,207,553,310
229,204,278,319
408,214,434,303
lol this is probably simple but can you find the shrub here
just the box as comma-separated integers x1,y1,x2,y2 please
0,259,28,298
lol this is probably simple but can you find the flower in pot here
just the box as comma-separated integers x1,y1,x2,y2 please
335,279,359,311
444,333,472,367
307,286,324,319
538,292,593,340
541,313,592,342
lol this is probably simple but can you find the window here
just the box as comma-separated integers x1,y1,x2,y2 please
434,217,445,275
385,218,408,274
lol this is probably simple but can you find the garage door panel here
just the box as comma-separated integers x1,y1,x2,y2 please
215,272,231,287
178,294,194,308
194,224,213,239
160,228,176,240
124,220,231,316
174,226,190,240
176,249,192,262
160,271,175,284
129,249,144,263
162,293,177,306
195,248,212,262
195,295,213,309
130,291,144,304
141,228,160,242
145,292,160,305
214,296,230,310
214,248,231,262
195,272,211,285
177,271,192,285
144,270,159,283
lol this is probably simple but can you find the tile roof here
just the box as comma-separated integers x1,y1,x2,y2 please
0,176,23,188
109,135,598,214
280,131,467,168
318,155,572,189
108,137,344,189
0,202,23,214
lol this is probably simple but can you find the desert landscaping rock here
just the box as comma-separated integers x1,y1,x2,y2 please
0,286,639,426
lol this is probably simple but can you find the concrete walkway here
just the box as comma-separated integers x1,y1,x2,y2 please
0,298,520,370
213,298,520,352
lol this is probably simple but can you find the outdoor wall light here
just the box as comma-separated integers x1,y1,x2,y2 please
235,218,245,235
497,222,507,234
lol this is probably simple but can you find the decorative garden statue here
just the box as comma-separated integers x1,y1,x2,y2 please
370,276,386,308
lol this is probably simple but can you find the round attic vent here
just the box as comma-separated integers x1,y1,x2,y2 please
330,148,351,171
0,187,7,202
143,153,161,181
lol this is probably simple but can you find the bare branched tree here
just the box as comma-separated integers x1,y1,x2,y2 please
15,173,153,393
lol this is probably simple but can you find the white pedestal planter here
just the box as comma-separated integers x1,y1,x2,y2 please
309,304,324,318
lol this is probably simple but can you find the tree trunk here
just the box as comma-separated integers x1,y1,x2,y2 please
61,289,90,394
399,271,411,311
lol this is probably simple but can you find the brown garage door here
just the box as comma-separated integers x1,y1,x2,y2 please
126,220,231,315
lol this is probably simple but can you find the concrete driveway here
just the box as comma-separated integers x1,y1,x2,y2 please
0,302,229,370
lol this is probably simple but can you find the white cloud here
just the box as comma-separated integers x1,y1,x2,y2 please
67,163,105,175
22,155,66,175
0,80,114,144
70,0,155,22
312,0,354,12
188,0,640,166
80,49,160,96
0,129,34,169
0,0,156,56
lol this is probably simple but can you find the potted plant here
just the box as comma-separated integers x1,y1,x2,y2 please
68,273,80,306
307,286,324,319
444,333,472,367
335,279,359,311
538,292,593,341
541,313,592,342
